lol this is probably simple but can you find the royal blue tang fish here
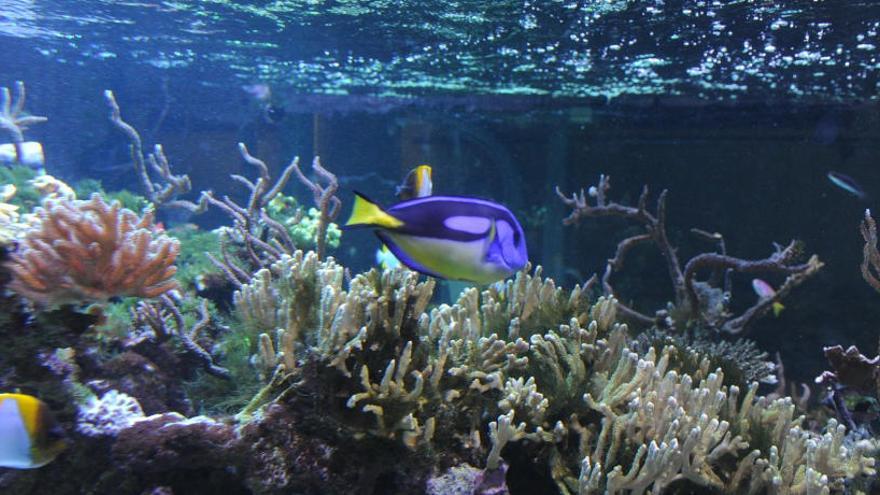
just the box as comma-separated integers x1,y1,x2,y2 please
346,192,528,284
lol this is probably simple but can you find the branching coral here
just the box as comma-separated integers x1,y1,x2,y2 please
290,156,341,260
347,340,437,448
813,209,880,432
0,81,46,162
230,257,580,435
9,192,855,494
206,144,342,285
232,251,437,426
816,344,880,431
206,143,300,282
568,345,876,495
234,250,345,376
30,174,76,200
860,208,880,294
0,174,81,245
130,295,230,379
104,90,208,213
633,327,778,388
225,252,876,494
556,174,823,334
267,195,342,251
0,184,23,244
5,244,873,494
6,194,179,306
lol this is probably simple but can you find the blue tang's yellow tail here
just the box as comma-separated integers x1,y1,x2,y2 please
345,192,403,229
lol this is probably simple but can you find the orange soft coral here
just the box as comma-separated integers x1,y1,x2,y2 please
7,194,179,306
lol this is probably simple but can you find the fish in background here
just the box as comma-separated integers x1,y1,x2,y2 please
376,165,434,270
827,171,868,200
752,278,785,317
348,190,528,285
241,83,285,124
395,164,433,201
242,83,271,102
0,393,66,469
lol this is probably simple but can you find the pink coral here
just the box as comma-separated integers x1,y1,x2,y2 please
6,194,179,306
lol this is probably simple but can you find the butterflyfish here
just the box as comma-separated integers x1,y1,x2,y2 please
0,393,66,469
395,164,433,201
377,165,435,270
347,192,528,284
751,278,785,317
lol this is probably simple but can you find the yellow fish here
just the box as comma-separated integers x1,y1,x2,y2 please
378,165,435,270
395,164,433,201
0,393,66,469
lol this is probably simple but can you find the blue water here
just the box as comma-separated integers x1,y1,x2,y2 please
2,0,878,419
2,1,880,494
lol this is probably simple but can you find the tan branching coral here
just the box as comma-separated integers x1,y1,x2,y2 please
229,254,875,493
7,194,179,306
105,90,208,213
232,260,588,444
565,346,877,495
347,341,436,448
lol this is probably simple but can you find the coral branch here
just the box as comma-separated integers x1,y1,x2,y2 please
132,295,230,379
0,81,47,163
684,242,823,334
292,156,341,260
557,175,822,334
104,90,208,213
204,143,300,281
860,208,880,293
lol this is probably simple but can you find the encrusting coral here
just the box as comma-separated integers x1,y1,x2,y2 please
6,193,179,306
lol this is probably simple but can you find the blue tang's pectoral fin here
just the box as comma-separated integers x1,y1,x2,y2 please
375,231,445,279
